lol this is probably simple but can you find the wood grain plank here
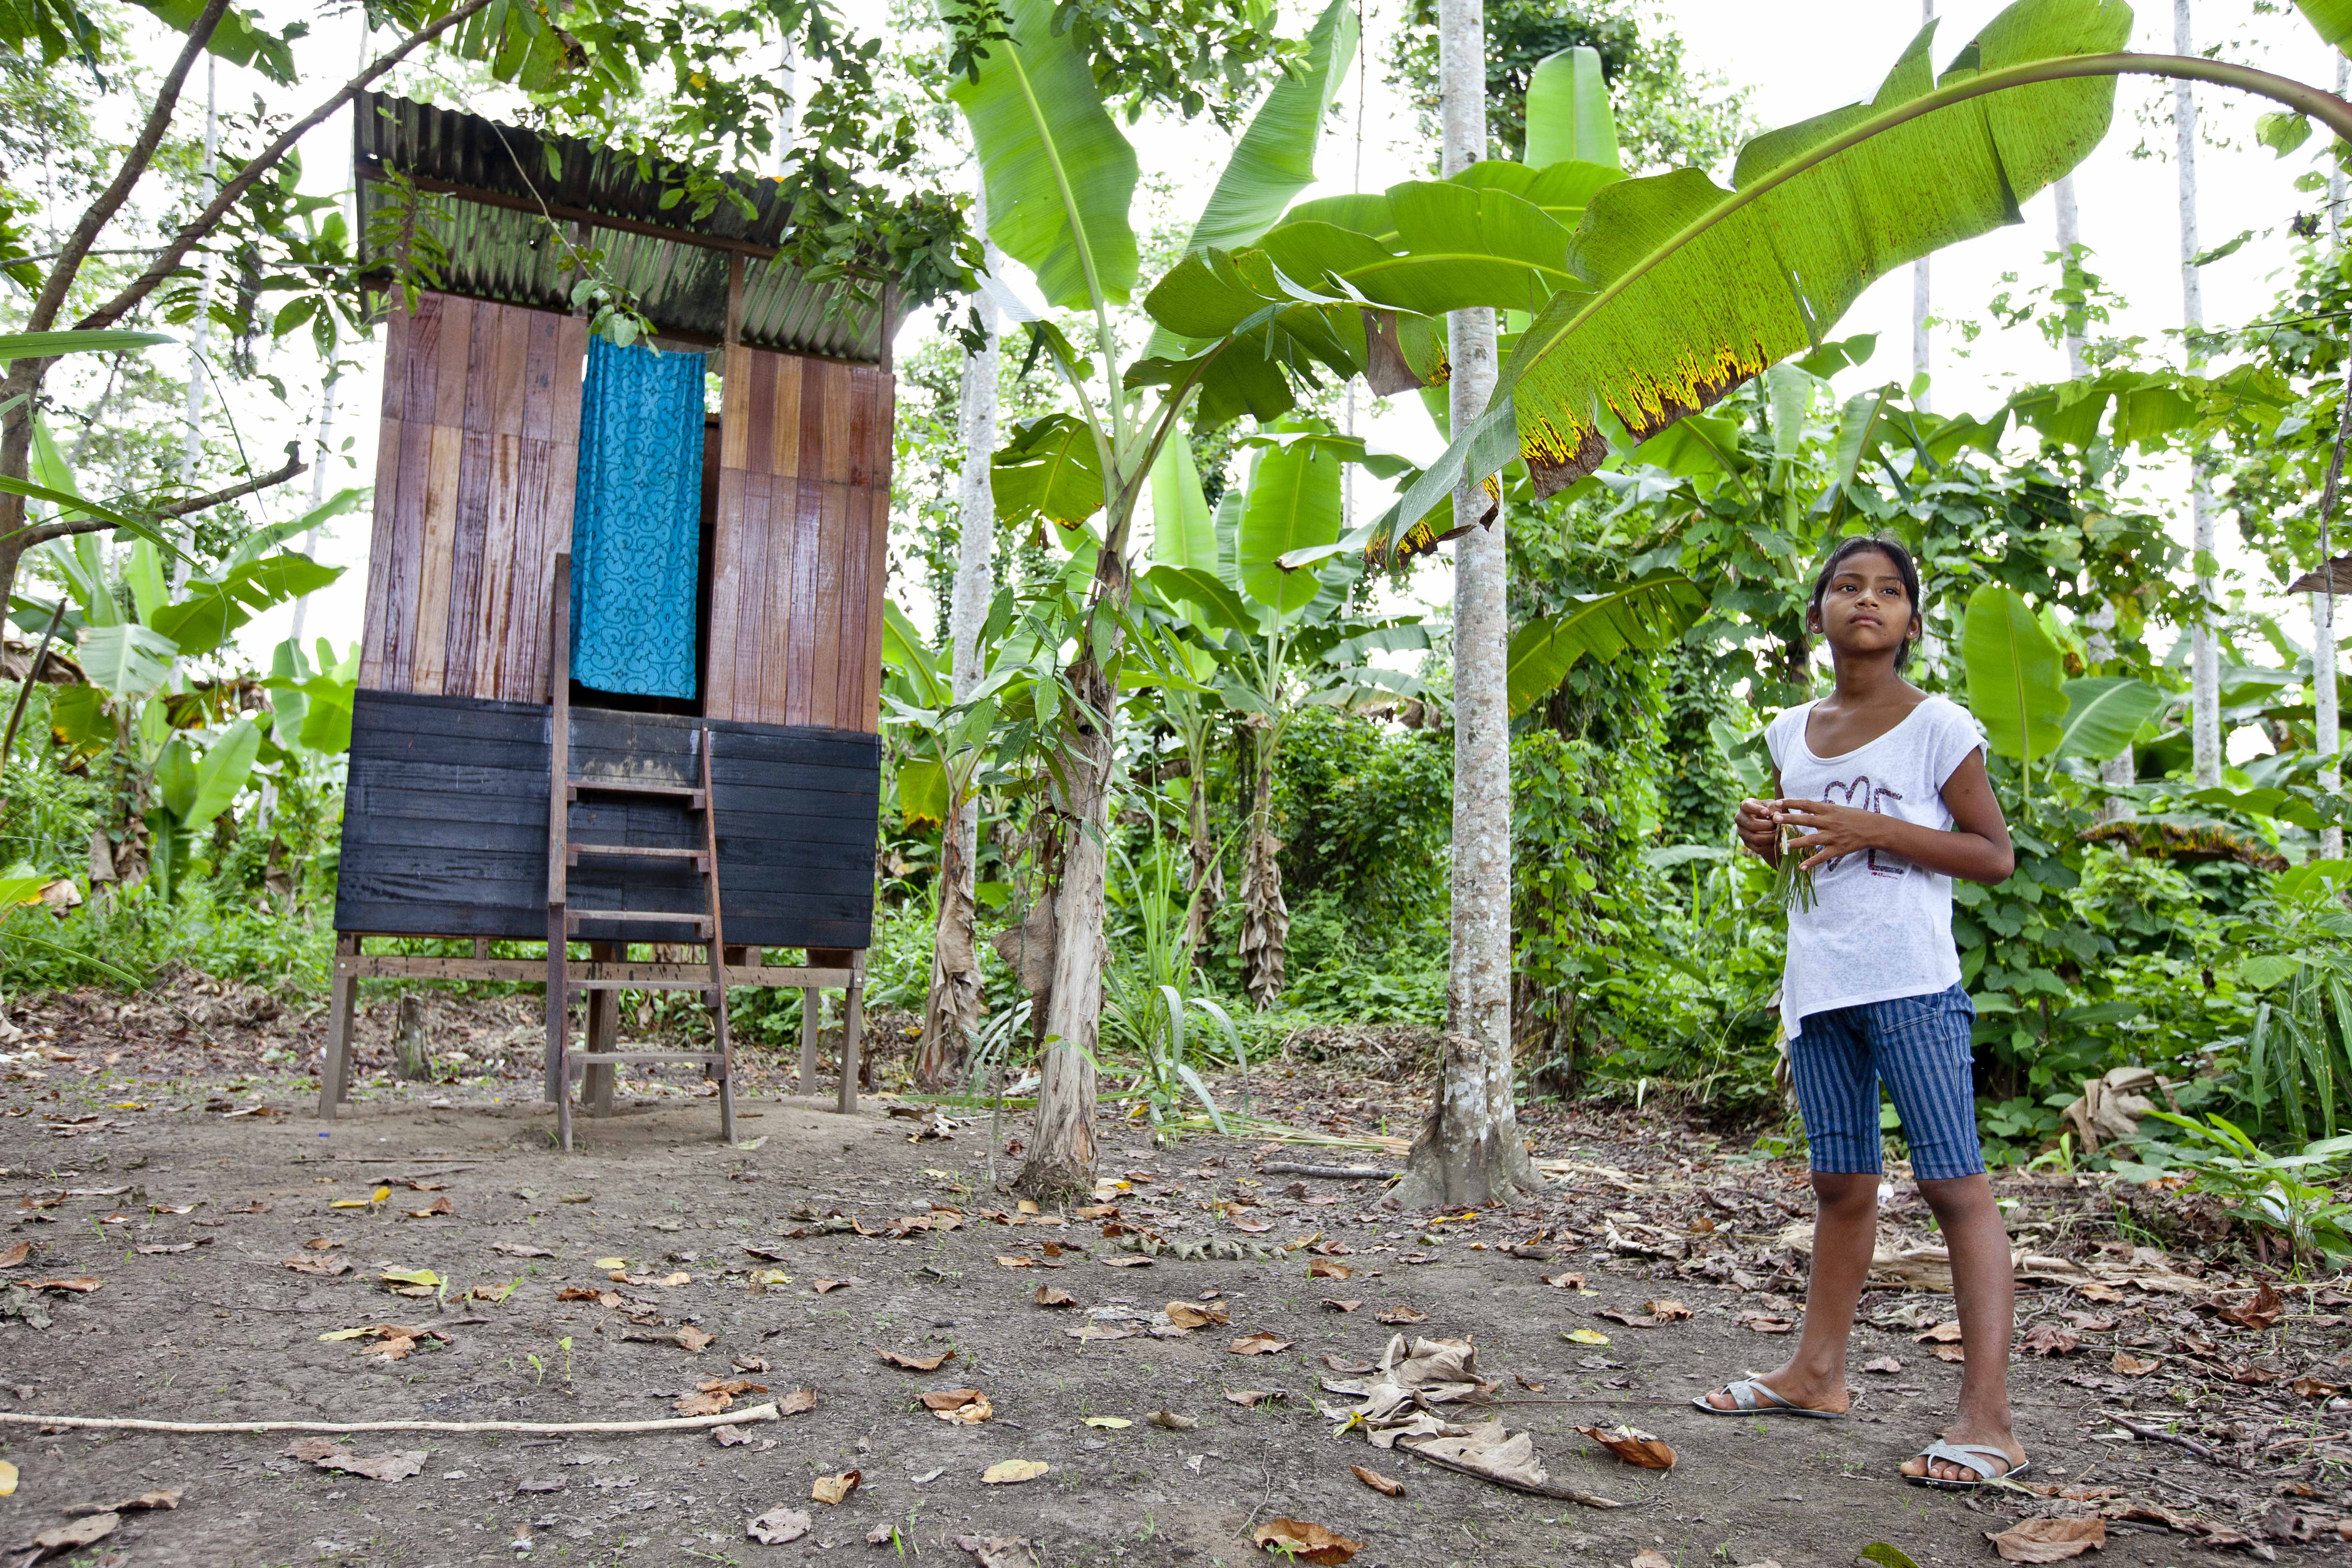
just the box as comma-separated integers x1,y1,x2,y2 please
502,438,551,702
441,428,493,690
377,417,436,694
770,353,803,479
719,344,750,471
401,293,442,424
410,423,464,694
857,482,889,731
518,310,557,443
706,466,746,720
781,476,821,727
807,480,847,729
470,432,522,697
491,303,531,437
357,413,405,691
460,299,498,434
550,315,588,449
431,296,475,431
744,348,774,478
820,361,855,485
742,472,779,724
380,299,413,423
846,366,882,487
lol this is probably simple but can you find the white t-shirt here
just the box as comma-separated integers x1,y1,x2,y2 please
1763,694,1988,1039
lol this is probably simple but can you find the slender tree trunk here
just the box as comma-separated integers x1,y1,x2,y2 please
1238,724,1286,1010
2176,0,2222,788
916,198,1000,1089
1393,0,1535,1211
2313,351,2350,863
287,371,339,646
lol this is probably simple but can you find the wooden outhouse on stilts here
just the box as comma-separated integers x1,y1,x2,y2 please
315,94,894,1147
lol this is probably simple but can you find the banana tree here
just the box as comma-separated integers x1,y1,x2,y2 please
942,0,1377,1199
1139,420,1429,1009
1960,583,2161,805
1366,0,2352,542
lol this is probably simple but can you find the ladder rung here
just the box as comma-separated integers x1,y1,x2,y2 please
567,909,713,936
567,844,709,869
568,779,704,807
567,977,719,992
568,1051,725,1066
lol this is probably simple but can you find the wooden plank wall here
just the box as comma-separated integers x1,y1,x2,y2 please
359,292,588,701
336,691,878,949
707,347,892,732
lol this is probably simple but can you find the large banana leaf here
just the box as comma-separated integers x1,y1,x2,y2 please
1507,575,1707,716
1387,0,2134,538
150,551,340,656
1261,185,1583,317
1962,584,2067,767
2295,0,2352,52
948,0,1139,311
168,717,261,830
0,329,171,364
1237,438,1343,617
2055,675,2163,762
77,622,179,700
991,413,1105,527
1149,438,1218,572
1524,46,1621,171
132,0,294,83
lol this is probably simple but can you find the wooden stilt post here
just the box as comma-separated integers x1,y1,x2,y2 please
837,962,863,1116
316,933,358,1118
546,551,574,1153
583,939,619,1116
797,987,819,1095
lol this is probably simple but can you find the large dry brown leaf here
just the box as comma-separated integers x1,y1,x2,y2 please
810,1469,861,1505
280,1255,351,1277
2111,1352,2162,1377
980,1459,1050,1485
1350,1465,1404,1497
879,1348,952,1372
922,1389,992,1424
777,1387,818,1416
1307,1258,1353,1280
2021,1323,2081,1357
1227,1389,1287,1407
0,1241,28,1269
1252,1518,1363,1565
1230,1331,1292,1355
2216,1284,2285,1331
1032,1286,1077,1309
1540,1271,1585,1290
1576,1424,1676,1469
21,1276,101,1294
1165,1300,1230,1330
673,1390,733,1417
954,1535,1039,1568
26,1513,117,1552
1987,1519,2105,1562
1376,1305,1426,1326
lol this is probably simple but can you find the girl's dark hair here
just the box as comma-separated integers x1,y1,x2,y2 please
1808,535,1925,670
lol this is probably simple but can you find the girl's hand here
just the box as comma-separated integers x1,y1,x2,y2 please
1774,798,1886,871
1735,797,1781,861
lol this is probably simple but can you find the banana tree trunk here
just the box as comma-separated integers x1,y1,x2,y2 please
1394,0,1537,1211
1238,726,1286,1010
1183,729,1221,954
916,204,1001,1090
1012,652,1117,1203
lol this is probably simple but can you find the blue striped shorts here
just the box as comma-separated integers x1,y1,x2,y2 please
1789,983,1985,1181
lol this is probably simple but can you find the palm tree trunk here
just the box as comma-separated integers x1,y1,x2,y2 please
916,193,1000,1089
2176,0,2222,788
1238,726,1286,1010
1393,0,1536,1210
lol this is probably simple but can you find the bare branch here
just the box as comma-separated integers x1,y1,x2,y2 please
80,0,500,334
27,0,232,338
15,441,304,548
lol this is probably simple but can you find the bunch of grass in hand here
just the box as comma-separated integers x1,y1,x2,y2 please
1773,822,1818,914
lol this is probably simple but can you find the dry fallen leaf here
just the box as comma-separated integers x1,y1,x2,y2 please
672,1325,716,1353
2111,1352,2161,1377
1165,1300,1230,1330
1099,1254,1153,1268
810,1469,861,1505
1148,1409,1199,1431
711,1424,752,1447
980,1459,1050,1485
1350,1464,1404,1497
922,1389,993,1424
1032,1286,1077,1309
1306,1257,1352,1280
1082,1416,1131,1429
493,1242,555,1258
1322,1353,1374,1373
1576,1424,1676,1469
2216,1284,2285,1331
1861,1355,1905,1374
1376,1305,1426,1326
954,1535,1039,1568
674,1390,734,1417
2021,1323,2081,1357
1562,1327,1611,1346
0,1459,14,1496
405,1197,454,1219
26,1514,117,1553
1631,1551,1674,1568
994,1255,1036,1269
1226,1389,1287,1407
1230,1331,1292,1355
777,1387,818,1416
748,1506,812,1544
0,1241,28,1269
879,1348,952,1372
281,1255,353,1277
20,1276,100,1294
1252,1517,1363,1565
1986,1519,2105,1563
1914,1321,1965,1344
1320,1298,1363,1313
812,1278,850,1294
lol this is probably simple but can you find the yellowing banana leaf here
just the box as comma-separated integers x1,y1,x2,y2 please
897,758,948,829
1387,0,2134,547
949,0,1139,310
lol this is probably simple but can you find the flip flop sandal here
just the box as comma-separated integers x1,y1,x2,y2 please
1689,1377,1847,1419
1905,1440,2032,1490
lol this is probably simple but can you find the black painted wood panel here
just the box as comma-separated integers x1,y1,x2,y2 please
335,689,877,948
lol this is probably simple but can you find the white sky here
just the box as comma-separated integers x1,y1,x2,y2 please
173,0,2344,675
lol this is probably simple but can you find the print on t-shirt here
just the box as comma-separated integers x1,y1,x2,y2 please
1821,773,1909,878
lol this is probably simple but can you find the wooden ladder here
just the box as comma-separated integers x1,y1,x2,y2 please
544,552,736,1152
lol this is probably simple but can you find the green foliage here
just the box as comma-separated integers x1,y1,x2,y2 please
2132,1112,2352,1270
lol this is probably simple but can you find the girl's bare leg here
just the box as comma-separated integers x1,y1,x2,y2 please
1704,1171,1875,1411
1899,1172,2023,1480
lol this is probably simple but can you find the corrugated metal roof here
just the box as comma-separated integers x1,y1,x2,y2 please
354,92,887,363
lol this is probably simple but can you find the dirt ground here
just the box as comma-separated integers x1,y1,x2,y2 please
1,980,2349,1568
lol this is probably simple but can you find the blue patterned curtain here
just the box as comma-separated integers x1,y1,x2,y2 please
570,336,706,699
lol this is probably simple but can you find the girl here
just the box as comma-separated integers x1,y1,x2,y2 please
1696,536,2024,1489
